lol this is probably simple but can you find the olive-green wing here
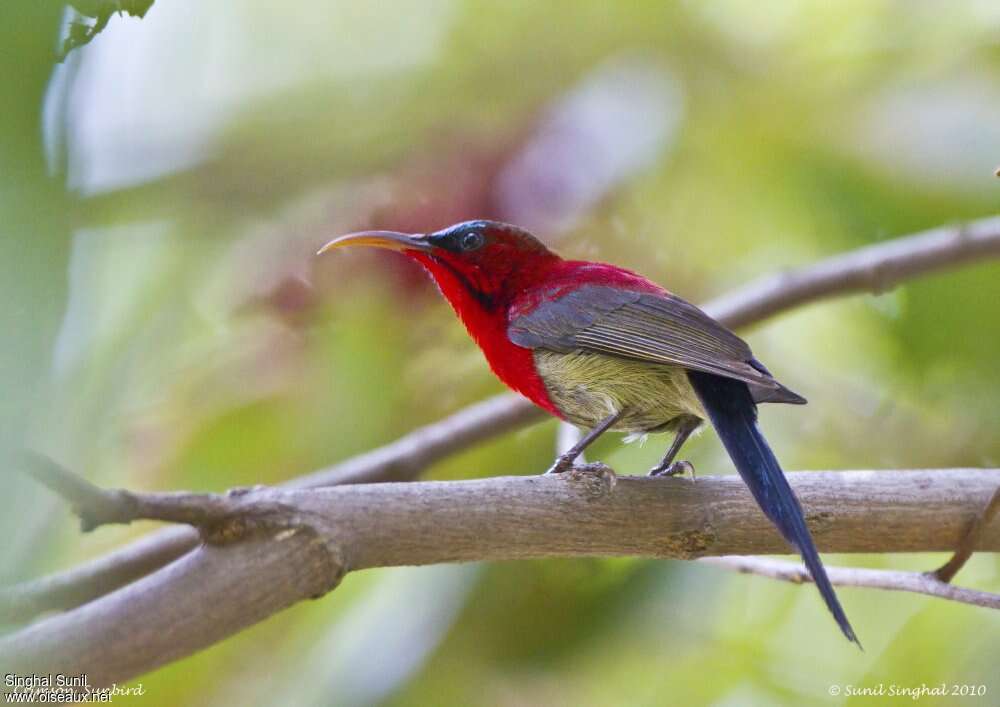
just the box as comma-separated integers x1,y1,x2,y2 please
508,284,805,404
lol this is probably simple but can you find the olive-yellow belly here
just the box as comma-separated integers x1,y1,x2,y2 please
533,350,705,434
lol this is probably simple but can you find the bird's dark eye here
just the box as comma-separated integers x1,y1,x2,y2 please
460,230,485,251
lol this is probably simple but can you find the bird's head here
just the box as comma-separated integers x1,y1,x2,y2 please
318,220,561,309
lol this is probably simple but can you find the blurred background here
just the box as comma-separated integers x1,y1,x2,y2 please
3,1,1000,705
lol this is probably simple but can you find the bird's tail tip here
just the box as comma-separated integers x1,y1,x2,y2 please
797,543,862,649
841,618,863,650
837,617,863,650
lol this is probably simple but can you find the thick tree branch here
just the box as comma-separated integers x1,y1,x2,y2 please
2,468,998,685
4,215,1000,621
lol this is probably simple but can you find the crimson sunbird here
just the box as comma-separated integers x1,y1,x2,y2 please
319,219,859,645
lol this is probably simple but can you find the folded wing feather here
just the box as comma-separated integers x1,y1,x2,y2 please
508,284,806,405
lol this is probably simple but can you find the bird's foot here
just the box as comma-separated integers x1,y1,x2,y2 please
648,460,695,481
544,454,577,475
569,462,617,493
545,459,616,493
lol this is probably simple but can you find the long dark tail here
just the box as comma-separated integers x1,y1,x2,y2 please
688,370,860,647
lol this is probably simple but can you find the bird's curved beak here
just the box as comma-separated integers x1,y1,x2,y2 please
317,230,432,255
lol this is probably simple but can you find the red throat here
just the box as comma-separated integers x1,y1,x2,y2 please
409,251,565,417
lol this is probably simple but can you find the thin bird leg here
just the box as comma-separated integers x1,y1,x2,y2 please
649,416,701,477
545,411,622,475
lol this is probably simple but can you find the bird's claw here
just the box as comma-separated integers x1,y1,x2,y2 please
545,459,616,493
544,455,576,475
648,460,695,481
570,462,617,493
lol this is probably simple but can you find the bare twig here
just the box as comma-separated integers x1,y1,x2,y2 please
0,527,199,623
22,452,132,533
701,556,1000,610
3,468,998,686
933,485,1000,583
5,215,1000,621
294,394,544,488
23,454,298,540
703,478,1000,613
704,216,1000,329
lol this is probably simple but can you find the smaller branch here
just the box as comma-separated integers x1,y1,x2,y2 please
23,453,295,542
701,556,1000,611
933,484,1000,583
295,394,544,488
23,452,130,533
705,217,1000,329
0,528,195,622
26,452,224,530
703,479,1000,609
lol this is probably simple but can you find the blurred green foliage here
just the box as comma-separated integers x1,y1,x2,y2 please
2,1,999,705
59,1,154,60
